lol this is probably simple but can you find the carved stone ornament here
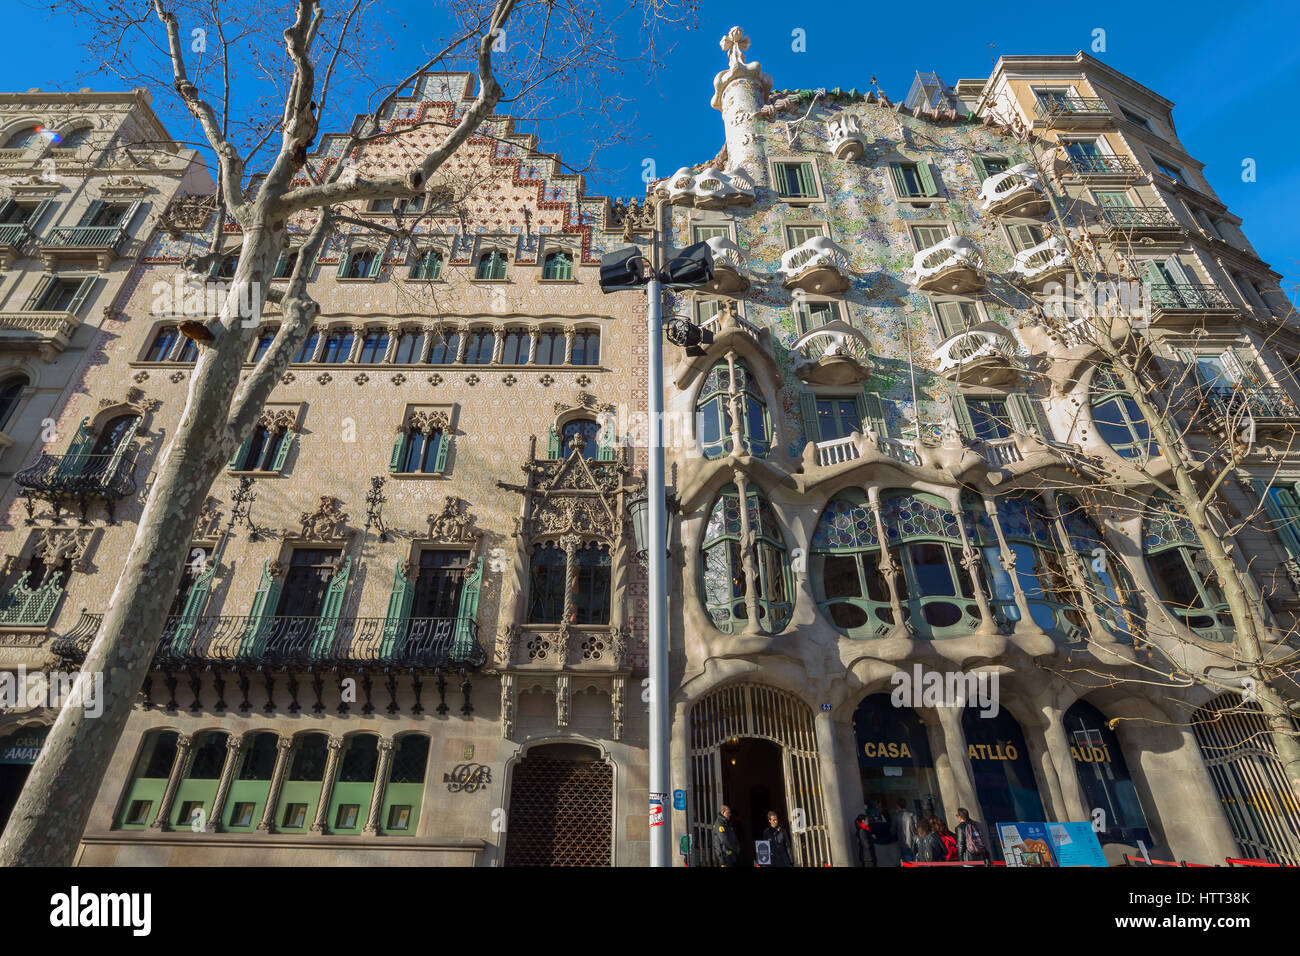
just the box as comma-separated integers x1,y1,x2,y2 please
297,496,351,541
257,407,299,434
408,410,450,435
31,527,95,572
553,390,614,416
497,623,521,665
426,496,482,544
195,497,223,539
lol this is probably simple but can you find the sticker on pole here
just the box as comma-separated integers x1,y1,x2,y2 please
649,795,665,828
672,789,686,811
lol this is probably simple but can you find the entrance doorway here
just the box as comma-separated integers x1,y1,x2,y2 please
0,763,31,832
502,742,613,867
719,737,787,866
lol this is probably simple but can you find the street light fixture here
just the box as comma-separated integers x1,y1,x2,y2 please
601,225,714,867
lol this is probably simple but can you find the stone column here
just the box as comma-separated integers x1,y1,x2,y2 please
929,706,982,819
732,469,763,634
562,324,577,365
1041,704,1088,821
419,324,437,364
526,327,540,365
491,323,507,364
982,494,1034,624
1019,712,1069,821
150,732,192,830
311,736,345,833
950,497,994,630
383,323,401,363
346,323,366,363
258,737,293,832
867,486,906,629
454,322,471,364
670,698,691,867
309,327,327,362
363,738,395,834
208,734,244,833
813,709,853,866
711,27,773,187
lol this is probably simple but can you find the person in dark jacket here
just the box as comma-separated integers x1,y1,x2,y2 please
854,813,877,867
911,818,946,863
761,810,794,867
712,804,741,867
955,807,989,863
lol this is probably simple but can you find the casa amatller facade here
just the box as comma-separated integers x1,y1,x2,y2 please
0,30,1297,867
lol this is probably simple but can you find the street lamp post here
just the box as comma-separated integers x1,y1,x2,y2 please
601,227,713,867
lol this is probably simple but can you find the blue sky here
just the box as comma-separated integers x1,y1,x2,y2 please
5,0,1296,295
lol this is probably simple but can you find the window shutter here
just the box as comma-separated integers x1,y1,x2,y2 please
547,424,560,459
1178,349,1199,382
241,561,283,656
336,250,352,279
22,275,53,311
24,198,51,231
431,431,449,473
917,162,938,197
311,556,352,658
271,431,294,473
797,163,816,198
951,395,976,439
860,391,888,438
77,200,104,227
119,199,142,233
889,164,908,196
597,419,616,460
934,301,964,339
174,557,218,652
55,418,94,478
379,561,415,661
1006,393,1041,435
1252,480,1300,558
0,198,13,222
67,275,97,315
103,415,141,481
799,391,821,447
453,557,484,661
228,433,252,470
389,432,406,472
272,251,286,278
972,156,988,181
367,247,383,278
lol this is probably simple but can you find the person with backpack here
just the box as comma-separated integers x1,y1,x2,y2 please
955,807,989,863
932,816,959,862
911,818,945,863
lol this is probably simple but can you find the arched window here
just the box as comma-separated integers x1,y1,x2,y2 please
812,490,892,637
57,126,93,149
321,329,354,363
560,418,602,460
879,490,984,638
428,330,460,364
542,250,573,280
89,414,139,463
171,730,230,829
1057,496,1141,642
232,424,284,472
463,328,496,365
2,127,40,150
357,327,389,363
175,336,198,362
392,329,425,363
0,375,27,432
224,731,279,830
341,248,380,279
382,734,429,834
475,249,507,280
409,248,443,280
968,492,1080,639
328,734,380,833
571,329,600,366
701,484,792,634
533,329,564,365
115,730,179,829
292,330,319,363
145,326,179,362
527,541,567,623
1091,366,1156,460
277,732,329,830
1142,496,1231,640
251,327,277,363
695,358,771,459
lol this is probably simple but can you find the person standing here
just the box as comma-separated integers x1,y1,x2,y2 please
912,818,945,863
761,810,794,867
853,813,877,867
894,798,917,863
932,816,959,862
955,807,990,863
712,804,741,867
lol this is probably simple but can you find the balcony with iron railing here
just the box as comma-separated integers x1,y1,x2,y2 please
1064,155,1144,182
1033,95,1112,128
790,319,873,385
779,235,852,295
910,236,985,294
14,451,138,523
40,224,129,267
0,222,33,264
53,612,487,671
978,163,1049,218
1146,282,1236,324
1010,235,1072,292
0,572,65,630
1202,386,1300,426
1100,206,1183,236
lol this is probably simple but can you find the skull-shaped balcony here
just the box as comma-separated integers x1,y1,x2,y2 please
790,319,873,385
978,163,1050,218
933,322,1021,387
911,236,985,294
652,166,755,210
825,114,867,160
779,235,852,295
701,235,749,294
1010,236,1072,293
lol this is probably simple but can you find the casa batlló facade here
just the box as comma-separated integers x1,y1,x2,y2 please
0,33,1297,868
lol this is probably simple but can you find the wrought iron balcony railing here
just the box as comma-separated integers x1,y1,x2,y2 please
0,573,65,628
15,452,137,500
0,222,31,248
1067,156,1143,177
42,224,128,252
1147,282,1234,312
1101,207,1181,230
1034,96,1110,120
1203,386,1300,421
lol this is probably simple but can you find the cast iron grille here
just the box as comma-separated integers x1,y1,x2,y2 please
503,753,613,866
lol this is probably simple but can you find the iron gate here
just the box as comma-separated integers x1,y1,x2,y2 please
503,745,614,866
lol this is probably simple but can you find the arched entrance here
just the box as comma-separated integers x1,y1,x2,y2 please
1065,699,1151,847
962,707,1044,856
503,742,613,867
853,694,942,832
688,682,831,866
1192,694,1300,865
